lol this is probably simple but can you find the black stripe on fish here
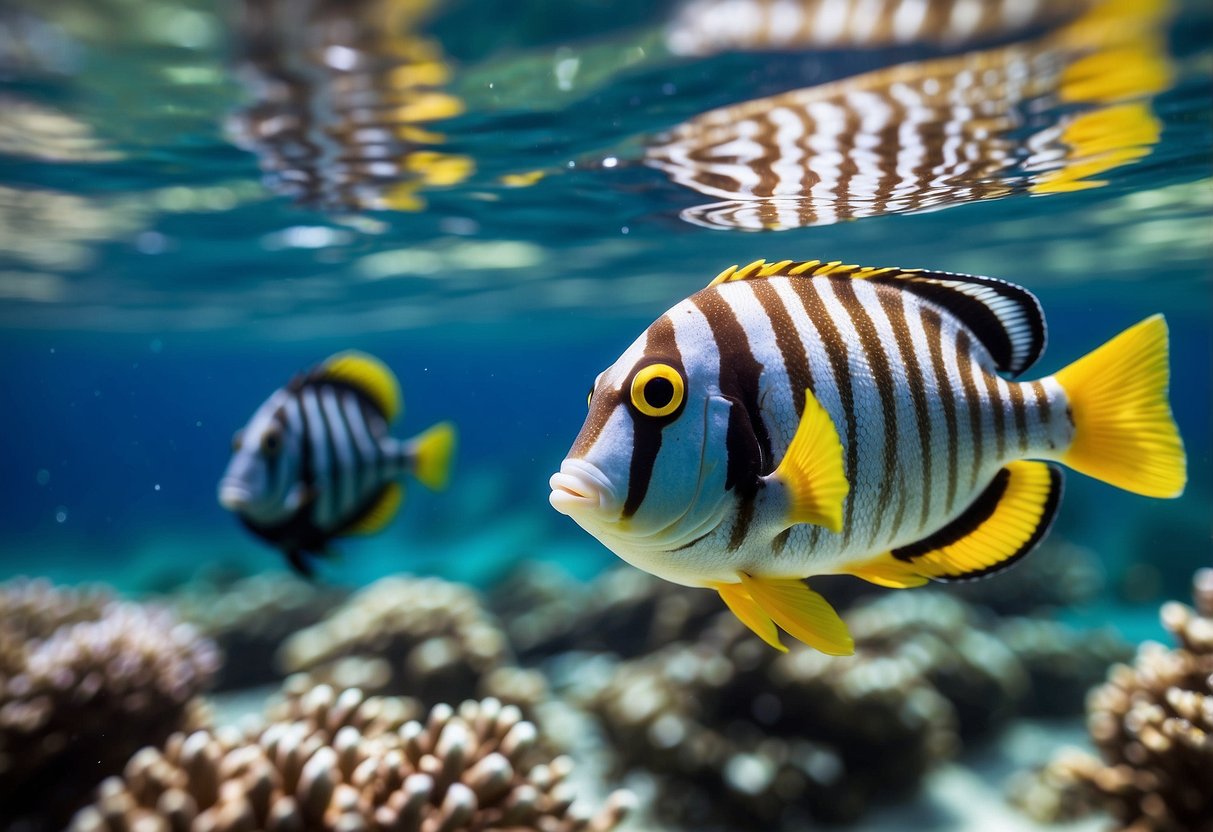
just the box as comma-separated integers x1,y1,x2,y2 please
750,279,813,419
622,315,686,519
955,330,984,491
1009,381,1029,453
983,367,1006,459
1031,380,1051,426
920,307,959,513
790,278,858,543
833,279,899,546
691,288,771,551
876,288,933,532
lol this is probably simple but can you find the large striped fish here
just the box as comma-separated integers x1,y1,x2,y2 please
550,259,1185,654
219,352,455,576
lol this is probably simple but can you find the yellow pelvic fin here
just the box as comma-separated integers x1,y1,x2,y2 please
714,582,785,652
767,388,848,534
852,460,1063,584
319,351,403,422
1052,315,1185,498
844,557,929,589
410,421,457,491
343,483,403,536
737,573,853,655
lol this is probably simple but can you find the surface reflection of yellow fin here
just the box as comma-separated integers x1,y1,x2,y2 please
1031,103,1159,194
737,574,853,655
715,582,785,652
319,351,402,421
344,483,402,536
767,388,848,534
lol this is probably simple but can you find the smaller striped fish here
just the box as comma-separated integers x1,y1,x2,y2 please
219,351,456,576
550,259,1185,654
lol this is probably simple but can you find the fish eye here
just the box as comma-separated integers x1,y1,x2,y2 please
260,428,283,457
630,363,684,418
232,431,243,452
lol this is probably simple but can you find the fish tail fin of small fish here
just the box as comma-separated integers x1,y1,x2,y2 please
737,573,853,656
714,581,785,652
766,388,848,534
409,421,457,491
846,461,1063,585
1052,314,1186,498
342,483,403,536
319,351,402,422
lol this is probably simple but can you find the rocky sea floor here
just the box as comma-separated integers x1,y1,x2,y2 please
2,545,1210,831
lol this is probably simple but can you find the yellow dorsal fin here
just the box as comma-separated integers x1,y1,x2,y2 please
342,483,403,536
766,388,848,534
737,574,853,655
714,581,785,652
317,351,402,422
849,460,1063,585
1052,315,1185,498
409,421,457,491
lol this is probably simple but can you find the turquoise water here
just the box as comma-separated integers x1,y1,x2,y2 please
2,0,1208,596
0,0,1211,828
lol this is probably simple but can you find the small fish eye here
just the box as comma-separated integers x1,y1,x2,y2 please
630,363,685,418
232,431,243,452
261,429,282,456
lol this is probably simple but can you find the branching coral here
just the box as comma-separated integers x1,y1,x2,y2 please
1014,569,1213,831
0,578,218,830
278,576,518,708
170,573,348,690
70,683,634,832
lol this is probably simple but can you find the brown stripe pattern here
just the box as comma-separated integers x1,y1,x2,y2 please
921,307,959,513
833,279,900,545
955,329,984,490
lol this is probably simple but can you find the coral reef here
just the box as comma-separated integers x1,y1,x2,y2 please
1012,569,1213,832
489,564,727,661
278,576,518,708
996,618,1132,716
0,578,218,830
170,572,348,690
583,602,961,827
70,683,634,832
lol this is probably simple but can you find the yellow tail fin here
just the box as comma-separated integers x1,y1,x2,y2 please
1053,315,1185,498
410,421,457,491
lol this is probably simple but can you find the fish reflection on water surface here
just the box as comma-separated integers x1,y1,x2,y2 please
551,260,1185,654
229,0,472,211
649,0,1171,230
219,351,456,576
666,0,1095,55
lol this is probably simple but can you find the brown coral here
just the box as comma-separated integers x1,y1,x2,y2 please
170,572,348,690
278,576,521,709
585,604,960,826
1018,568,1213,832
0,578,218,830
70,683,634,832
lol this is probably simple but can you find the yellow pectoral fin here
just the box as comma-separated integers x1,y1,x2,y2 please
714,582,785,652
767,388,848,533
342,483,403,536
737,573,854,656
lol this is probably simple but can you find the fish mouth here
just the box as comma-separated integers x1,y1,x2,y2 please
218,481,252,511
549,459,619,518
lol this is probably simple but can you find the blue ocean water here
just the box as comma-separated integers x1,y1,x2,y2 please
1,0,1210,608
